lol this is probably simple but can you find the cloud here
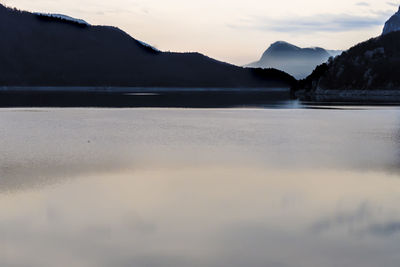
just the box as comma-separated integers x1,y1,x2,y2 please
228,10,393,34
356,2,370,6
368,222,400,236
387,2,399,7
309,203,400,238
310,203,372,233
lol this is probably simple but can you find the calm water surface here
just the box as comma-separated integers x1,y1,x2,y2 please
1,107,400,267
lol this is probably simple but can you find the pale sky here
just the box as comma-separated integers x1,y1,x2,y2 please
2,0,398,65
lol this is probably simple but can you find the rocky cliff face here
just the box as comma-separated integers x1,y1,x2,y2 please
382,6,400,35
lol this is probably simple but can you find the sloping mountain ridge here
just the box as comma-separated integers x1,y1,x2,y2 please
246,41,339,79
34,12,90,26
0,4,295,88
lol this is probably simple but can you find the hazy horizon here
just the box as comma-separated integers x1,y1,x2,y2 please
1,0,398,65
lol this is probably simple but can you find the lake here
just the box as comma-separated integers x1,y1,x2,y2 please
1,106,400,267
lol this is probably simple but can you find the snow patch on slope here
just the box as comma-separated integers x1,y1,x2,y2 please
136,39,161,52
34,13,90,26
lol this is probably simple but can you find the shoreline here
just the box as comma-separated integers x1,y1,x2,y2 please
295,89,400,103
0,86,290,93
0,89,291,108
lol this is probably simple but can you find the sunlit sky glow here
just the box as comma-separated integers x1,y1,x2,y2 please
2,0,398,65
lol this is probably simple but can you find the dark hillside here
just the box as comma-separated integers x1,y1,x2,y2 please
0,4,294,88
294,31,400,92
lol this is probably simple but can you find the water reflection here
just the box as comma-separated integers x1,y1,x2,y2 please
1,108,400,267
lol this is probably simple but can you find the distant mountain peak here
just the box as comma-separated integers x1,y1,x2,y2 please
382,6,400,35
268,41,301,51
246,41,338,79
264,41,330,56
271,41,295,46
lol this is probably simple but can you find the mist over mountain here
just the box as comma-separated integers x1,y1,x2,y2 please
246,41,341,79
0,4,294,88
327,50,343,57
382,6,400,35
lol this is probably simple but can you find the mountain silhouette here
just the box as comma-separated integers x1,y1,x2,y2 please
246,41,340,79
0,4,294,88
